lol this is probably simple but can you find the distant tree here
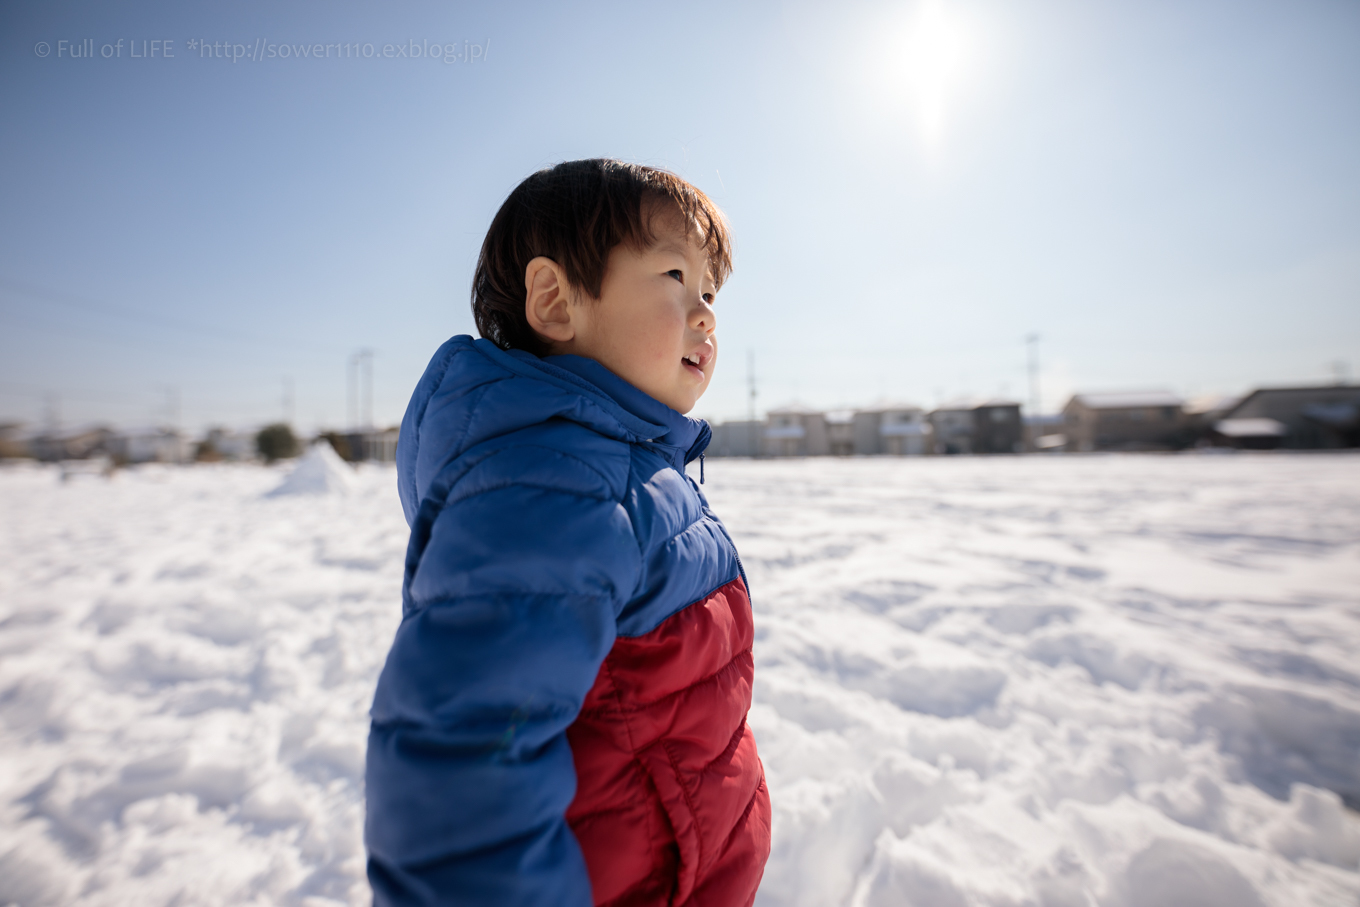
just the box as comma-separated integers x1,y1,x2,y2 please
256,423,299,462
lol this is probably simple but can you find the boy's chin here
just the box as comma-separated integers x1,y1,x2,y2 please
663,397,695,415
661,392,699,415
649,376,707,414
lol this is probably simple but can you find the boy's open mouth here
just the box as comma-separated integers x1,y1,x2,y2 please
682,352,705,377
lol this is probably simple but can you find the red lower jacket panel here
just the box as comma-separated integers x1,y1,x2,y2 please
566,577,771,907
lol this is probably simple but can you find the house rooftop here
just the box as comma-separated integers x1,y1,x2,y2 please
933,397,1021,412
1071,391,1183,409
1235,384,1360,399
856,399,926,414
765,403,822,416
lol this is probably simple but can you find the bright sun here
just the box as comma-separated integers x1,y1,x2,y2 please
908,1,972,145
872,0,981,152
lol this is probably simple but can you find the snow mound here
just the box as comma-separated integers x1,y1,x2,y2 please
267,442,356,497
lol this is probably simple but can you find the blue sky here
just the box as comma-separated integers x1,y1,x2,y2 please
2,0,1357,433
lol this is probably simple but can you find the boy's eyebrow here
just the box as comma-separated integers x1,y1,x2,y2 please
650,238,691,255
650,237,712,270
653,241,716,282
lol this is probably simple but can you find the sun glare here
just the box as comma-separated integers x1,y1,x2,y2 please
868,0,982,154
907,1,972,146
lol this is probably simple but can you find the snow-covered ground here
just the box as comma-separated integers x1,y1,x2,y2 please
1,453,1357,906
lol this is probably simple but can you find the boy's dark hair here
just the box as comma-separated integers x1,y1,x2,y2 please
472,159,733,355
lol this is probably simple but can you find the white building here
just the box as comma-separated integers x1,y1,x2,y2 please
201,427,257,461
1063,391,1189,452
353,427,399,462
108,427,192,464
763,408,829,457
929,402,978,455
707,420,761,457
852,406,932,456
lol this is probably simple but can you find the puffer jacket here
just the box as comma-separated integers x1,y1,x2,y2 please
365,335,770,907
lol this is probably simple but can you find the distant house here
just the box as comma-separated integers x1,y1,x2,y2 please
1209,418,1287,450
27,425,116,462
826,411,855,456
853,406,932,456
763,408,829,457
107,427,192,464
972,401,1023,454
200,427,256,461
709,405,934,457
344,427,400,462
367,427,400,462
929,402,976,455
929,400,1022,455
0,422,27,459
1218,385,1360,449
22,425,193,464
1062,391,1189,452
706,420,761,457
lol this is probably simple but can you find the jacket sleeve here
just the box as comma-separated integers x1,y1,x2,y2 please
365,473,640,906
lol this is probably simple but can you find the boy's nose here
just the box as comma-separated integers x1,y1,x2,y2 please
690,300,716,334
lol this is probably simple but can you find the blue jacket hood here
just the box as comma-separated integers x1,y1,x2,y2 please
396,335,711,526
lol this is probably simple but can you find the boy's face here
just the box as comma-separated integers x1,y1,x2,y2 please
537,210,718,414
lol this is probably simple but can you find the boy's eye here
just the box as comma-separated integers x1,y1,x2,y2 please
703,293,714,304
667,269,684,283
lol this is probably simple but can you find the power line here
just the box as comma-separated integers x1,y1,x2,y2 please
0,380,133,405
0,308,144,346
0,379,306,418
0,277,331,354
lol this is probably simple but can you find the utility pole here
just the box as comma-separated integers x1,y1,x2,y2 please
747,349,759,457
747,349,757,424
1026,333,1041,416
161,385,182,463
362,350,374,429
349,349,374,430
347,355,355,429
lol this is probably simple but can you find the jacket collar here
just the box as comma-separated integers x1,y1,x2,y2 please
399,336,712,526
533,352,710,468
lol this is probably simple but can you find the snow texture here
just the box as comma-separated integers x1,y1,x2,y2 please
1,453,1358,906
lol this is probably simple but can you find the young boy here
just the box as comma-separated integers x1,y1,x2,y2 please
365,160,770,906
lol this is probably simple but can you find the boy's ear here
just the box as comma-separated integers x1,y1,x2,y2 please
524,256,576,346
